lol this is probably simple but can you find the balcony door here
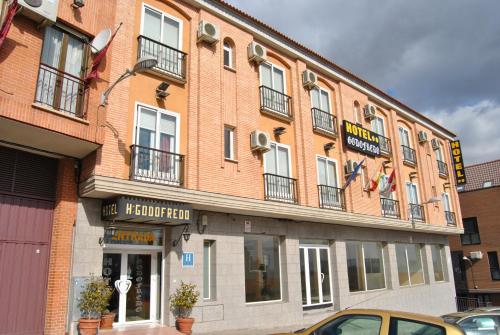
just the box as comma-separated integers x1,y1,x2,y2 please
260,63,287,112
264,142,292,200
398,127,411,147
135,105,179,183
317,156,340,208
300,244,333,308
311,87,334,131
406,182,422,220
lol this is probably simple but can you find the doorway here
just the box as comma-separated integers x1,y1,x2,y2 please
300,244,333,308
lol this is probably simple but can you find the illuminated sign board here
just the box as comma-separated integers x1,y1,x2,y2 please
102,196,193,224
450,140,466,185
342,120,380,156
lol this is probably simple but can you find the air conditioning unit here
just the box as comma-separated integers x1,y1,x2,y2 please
364,103,376,119
345,160,359,175
247,41,267,64
302,69,318,89
18,0,59,25
470,251,483,260
250,130,271,152
418,130,428,143
197,20,220,44
431,138,440,150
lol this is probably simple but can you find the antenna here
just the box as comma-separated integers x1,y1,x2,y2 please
90,28,112,54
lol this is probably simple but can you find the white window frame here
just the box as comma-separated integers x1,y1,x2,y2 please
310,86,332,114
203,240,214,300
371,115,386,136
315,155,339,187
434,142,444,162
259,62,287,94
224,126,235,160
430,244,446,282
442,192,452,212
353,101,361,124
140,3,184,51
396,243,425,287
398,126,412,148
223,41,232,68
263,141,292,177
405,181,420,205
299,243,333,307
347,241,387,292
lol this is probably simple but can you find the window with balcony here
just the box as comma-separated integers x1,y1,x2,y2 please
260,63,291,118
442,193,456,226
487,252,500,281
461,217,481,245
406,182,424,221
35,26,87,117
399,126,416,165
435,143,448,177
311,87,337,135
317,156,344,210
131,104,183,185
263,142,297,203
371,115,391,156
139,4,186,79
380,193,400,219
395,244,425,286
346,241,386,292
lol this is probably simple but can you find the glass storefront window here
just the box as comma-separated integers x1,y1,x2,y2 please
431,245,446,282
396,244,424,286
346,241,386,292
244,235,281,303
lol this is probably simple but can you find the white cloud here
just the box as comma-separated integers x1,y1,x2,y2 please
425,100,500,165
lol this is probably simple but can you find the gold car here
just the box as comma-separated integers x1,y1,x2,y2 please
272,309,464,335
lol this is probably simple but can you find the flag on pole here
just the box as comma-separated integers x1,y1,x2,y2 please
380,169,396,197
342,158,366,190
84,23,122,84
369,165,385,192
0,0,18,49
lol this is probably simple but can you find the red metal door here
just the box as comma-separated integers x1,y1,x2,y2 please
0,194,54,335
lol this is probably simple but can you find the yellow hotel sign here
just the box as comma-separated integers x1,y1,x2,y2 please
450,140,466,185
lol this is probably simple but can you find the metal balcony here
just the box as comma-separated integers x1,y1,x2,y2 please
130,145,184,186
263,173,298,204
259,85,292,119
445,211,456,226
409,203,425,222
137,35,187,80
402,145,417,165
377,134,392,156
312,108,337,135
380,198,400,218
437,160,449,177
318,185,345,210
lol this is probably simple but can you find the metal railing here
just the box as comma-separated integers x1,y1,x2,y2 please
312,108,337,135
377,134,392,156
381,198,400,218
445,211,456,226
409,203,425,222
318,185,345,210
401,145,417,165
130,145,184,185
437,160,448,176
35,63,87,117
137,35,187,79
456,297,492,312
260,85,292,118
263,173,298,204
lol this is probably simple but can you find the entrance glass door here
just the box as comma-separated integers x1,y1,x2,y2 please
102,252,160,324
300,245,332,307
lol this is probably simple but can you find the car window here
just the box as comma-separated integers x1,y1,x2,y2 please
458,316,498,335
389,318,445,335
316,315,382,335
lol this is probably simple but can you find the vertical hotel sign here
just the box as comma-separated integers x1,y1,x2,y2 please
450,140,466,185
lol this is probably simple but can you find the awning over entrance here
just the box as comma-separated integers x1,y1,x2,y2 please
101,196,193,225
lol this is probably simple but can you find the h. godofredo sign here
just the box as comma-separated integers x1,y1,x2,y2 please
342,120,381,156
101,196,193,225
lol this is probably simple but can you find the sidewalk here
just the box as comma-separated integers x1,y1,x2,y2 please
197,324,306,335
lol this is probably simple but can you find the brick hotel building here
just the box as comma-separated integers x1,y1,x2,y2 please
0,0,463,334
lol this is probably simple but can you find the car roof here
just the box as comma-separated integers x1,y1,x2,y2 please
336,309,451,325
442,311,500,319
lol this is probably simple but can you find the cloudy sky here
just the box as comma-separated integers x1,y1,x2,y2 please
226,0,500,165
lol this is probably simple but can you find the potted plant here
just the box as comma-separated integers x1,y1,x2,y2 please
99,308,116,330
170,282,200,335
78,276,113,335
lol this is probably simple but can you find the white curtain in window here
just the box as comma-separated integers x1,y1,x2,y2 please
61,35,83,114
277,146,289,177
311,88,320,109
264,143,277,174
36,27,63,107
143,8,162,40
272,67,284,93
442,193,451,212
406,183,418,204
320,90,330,113
327,161,337,187
162,16,180,49
399,127,410,147
372,117,385,136
260,63,272,87
317,158,327,185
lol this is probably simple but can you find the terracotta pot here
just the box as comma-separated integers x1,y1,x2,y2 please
176,317,195,335
78,318,100,335
100,313,116,329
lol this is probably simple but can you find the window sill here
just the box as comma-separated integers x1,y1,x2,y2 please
224,158,239,164
32,103,89,125
245,299,283,307
224,65,236,73
438,173,449,179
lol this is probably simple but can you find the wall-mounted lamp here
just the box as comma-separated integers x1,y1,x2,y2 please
422,196,441,205
197,214,208,234
172,224,191,247
323,142,335,152
273,127,286,136
409,172,418,180
100,55,158,106
443,182,451,190
382,160,392,167
72,0,85,8
156,81,170,100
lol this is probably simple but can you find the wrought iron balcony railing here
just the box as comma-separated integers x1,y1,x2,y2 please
377,134,392,156
263,173,298,204
137,35,187,79
380,198,400,218
130,145,184,185
312,108,337,135
35,63,87,117
409,203,425,222
445,211,456,226
437,160,449,177
259,85,292,118
402,145,417,165
318,185,345,210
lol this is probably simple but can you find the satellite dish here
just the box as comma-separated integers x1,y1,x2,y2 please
90,28,112,54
